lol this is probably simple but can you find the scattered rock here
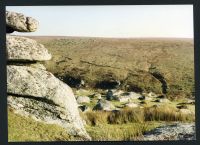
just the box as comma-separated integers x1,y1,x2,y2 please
125,102,139,108
116,96,130,103
138,96,145,100
94,93,102,99
106,89,114,100
6,11,39,32
76,96,90,104
121,92,142,99
147,92,157,98
93,100,115,111
113,90,124,96
145,97,153,101
7,35,52,61
142,123,195,140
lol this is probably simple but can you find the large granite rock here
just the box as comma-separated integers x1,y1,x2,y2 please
7,65,91,140
7,35,52,61
6,11,39,33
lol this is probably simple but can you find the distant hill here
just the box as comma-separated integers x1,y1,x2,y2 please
29,36,194,100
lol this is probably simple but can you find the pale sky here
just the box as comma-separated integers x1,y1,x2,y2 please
6,5,193,38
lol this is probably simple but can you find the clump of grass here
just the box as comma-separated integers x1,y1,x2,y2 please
108,108,144,124
82,106,194,127
82,111,110,126
144,106,195,122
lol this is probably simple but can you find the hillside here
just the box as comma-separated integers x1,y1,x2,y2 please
29,36,194,100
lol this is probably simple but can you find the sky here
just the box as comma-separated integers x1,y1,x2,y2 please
6,5,193,38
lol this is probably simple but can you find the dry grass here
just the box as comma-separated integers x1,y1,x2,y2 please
144,106,195,122
80,111,110,126
8,109,73,142
108,108,144,124
86,122,160,141
82,106,194,126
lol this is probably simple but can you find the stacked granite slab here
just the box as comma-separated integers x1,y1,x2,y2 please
6,11,91,141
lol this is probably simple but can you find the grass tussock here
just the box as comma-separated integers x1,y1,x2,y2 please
81,111,110,126
82,106,194,126
108,108,144,124
144,106,195,122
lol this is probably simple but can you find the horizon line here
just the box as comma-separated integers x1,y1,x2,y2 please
11,35,193,39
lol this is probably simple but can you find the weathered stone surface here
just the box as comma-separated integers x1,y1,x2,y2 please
93,100,115,111
7,35,52,61
76,96,90,104
146,92,157,98
113,90,124,96
6,11,39,32
117,96,130,103
94,93,102,99
142,123,195,140
124,92,142,99
7,65,91,140
125,102,139,108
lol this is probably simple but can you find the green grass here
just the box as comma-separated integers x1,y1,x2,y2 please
8,109,73,142
86,122,161,141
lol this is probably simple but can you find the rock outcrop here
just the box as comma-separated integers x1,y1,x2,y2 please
6,11,39,33
6,11,91,140
7,35,52,61
142,123,195,140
